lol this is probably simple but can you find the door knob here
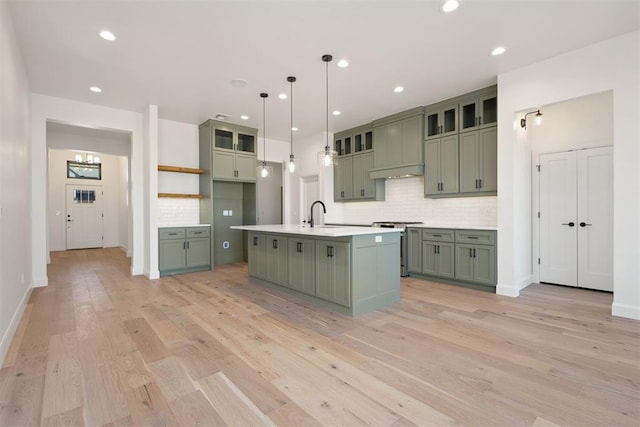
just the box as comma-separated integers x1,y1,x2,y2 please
579,222,592,227
562,222,575,227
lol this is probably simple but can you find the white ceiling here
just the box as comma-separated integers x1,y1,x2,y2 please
9,0,639,142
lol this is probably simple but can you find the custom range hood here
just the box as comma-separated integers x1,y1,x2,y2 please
369,164,424,179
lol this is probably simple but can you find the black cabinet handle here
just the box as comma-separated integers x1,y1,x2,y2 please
272,239,278,249
327,246,334,258
478,179,482,188
168,233,178,236
473,248,476,258
297,242,302,252
469,248,473,257
432,234,441,237
437,245,440,254
186,241,190,250
253,236,258,246
562,222,575,227
183,241,186,250
433,245,437,254
579,222,592,227
193,231,202,235
468,236,479,239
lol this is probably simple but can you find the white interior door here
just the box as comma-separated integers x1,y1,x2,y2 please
66,185,104,249
577,147,613,291
300,175,319,225
540,151,578,286
539,147,613,291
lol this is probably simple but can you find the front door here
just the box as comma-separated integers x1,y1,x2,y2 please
539,147,613,291
66,185,104,250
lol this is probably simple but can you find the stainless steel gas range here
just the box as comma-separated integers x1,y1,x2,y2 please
371,221,423,277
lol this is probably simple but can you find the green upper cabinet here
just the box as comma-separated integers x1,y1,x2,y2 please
199,119,258,182
424,134,459,197
459,87,497,133
371,107,424,178
459,127,497,194
333,125,384,202
424,102,458,140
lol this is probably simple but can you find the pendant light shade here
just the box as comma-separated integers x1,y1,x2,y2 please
317,54,338,167
257,92,273,178
287,76,296,173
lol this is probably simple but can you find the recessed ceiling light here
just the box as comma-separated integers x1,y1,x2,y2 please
99,30,116,41
291,127,298,131
89,86,102,93
491,46,506,56
240,115,249,120
229,79,247,87
278,93,288,99
332,110,341,116
394,86,404,93
337,59,349,68
441,0,459,13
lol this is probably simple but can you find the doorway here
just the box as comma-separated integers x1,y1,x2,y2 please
66,184,104,249
539,146,613,291
300,175,319,225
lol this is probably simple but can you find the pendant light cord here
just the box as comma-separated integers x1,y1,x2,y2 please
290,80,293,155
262,95,266,163
325,58,329,150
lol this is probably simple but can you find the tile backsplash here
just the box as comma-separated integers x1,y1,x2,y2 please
157,198,200,226
340,176,497,226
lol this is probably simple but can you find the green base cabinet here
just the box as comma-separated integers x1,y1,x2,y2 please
159,227,211,276
265,235,288,287
244,231,401,316
288,237,316,296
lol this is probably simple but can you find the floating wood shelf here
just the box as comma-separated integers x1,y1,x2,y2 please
158,165,204,174
158,193,205,199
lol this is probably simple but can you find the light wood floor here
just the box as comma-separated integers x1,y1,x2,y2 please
1,248,638,426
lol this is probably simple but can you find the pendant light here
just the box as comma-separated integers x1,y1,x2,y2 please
257,92,273,178
287,76,297,173
317,54,338,167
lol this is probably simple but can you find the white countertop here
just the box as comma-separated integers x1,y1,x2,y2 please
230,224,401,237
408,224,498,231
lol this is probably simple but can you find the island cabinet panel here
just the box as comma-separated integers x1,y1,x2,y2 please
265,235,288,287
287,237,316,296
248,233,267,280
315,241,351,307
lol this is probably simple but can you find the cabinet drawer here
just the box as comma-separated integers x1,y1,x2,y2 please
159,228,186,240
455,229,496,245
187,227,210,239
422,228,455,242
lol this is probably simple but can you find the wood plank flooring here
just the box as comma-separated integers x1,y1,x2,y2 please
1,247,638,426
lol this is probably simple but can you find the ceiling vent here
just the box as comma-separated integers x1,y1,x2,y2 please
214,113,231,120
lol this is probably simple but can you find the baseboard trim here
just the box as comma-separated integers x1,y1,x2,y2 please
144,269,160,280
612,302,640,320
0,287,33,367
32,276,48,288
496,284,520,297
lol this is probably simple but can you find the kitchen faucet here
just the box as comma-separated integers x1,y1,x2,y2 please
309,200,326,228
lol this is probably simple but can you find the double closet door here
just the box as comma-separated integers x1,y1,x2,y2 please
539,146,613,291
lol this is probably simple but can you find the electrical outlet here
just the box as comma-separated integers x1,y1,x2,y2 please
375,235,382,243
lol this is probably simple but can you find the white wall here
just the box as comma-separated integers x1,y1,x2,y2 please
497,31,639,320
0,0,32,364
142,105,159,279
31,94,145,281
47,150,127,250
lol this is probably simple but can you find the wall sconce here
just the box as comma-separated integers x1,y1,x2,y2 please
520,110,543,129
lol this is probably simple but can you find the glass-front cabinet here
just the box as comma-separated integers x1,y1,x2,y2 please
459,87,497,133
425,102,458,139
200,119,258,182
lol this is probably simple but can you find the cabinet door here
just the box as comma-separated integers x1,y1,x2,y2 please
401,116,422,165
235,153,257,181
214,129,235,151
266,235,288,286
455,244,475,282
373,126,389,169
352,153,374,199
422,241,438,276
236,132,256,154
478,93,497,128
459,131,479,193
473,245,496,285
212,150,236,180
424,140,441,196
159,239,186,271
248,233,266,279
440,135,459,194
440,104,458,136
288,238,316,295
315,241,351,307
407,228,422,273
186,238,210,268
460,98,479,132
436,242,455,279
478,127,497,192
386,122,403,167
334,156,353,201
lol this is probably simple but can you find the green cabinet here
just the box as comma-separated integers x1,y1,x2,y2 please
370,107,424,178
420,229,455,279
265,235,288,287
424,102,458,139
287,237,316,296
248,233,267,279
424,135,459,196
459,88,497,133
459,127,497,194
315,240,351,307
159,227,211,276
454,230,496,286
199,119,257,182
333,125,384,202
407,228,422,274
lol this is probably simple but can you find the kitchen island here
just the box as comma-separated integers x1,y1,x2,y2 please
230,225,401,316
